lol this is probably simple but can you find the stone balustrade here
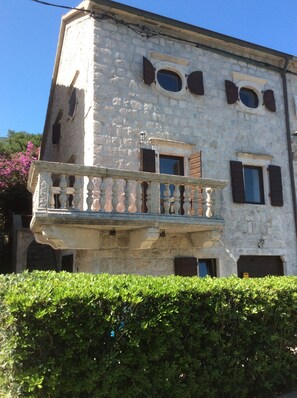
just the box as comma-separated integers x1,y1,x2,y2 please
28,161,227,220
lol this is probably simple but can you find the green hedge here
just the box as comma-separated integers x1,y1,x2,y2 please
0,272,296,398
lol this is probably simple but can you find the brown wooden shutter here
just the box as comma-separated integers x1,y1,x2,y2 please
189,151,202,178
230,161,245,203
268,165,283,206
263,89,276,112
225,80,238,104
68,88,76,117
190,151,202,215
187,71,204,95
174,257,197,276
143,57,155,85
141,148,156,172
141,148,156,212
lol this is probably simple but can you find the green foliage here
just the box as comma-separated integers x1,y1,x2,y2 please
0,130,42,155
0,273,296,398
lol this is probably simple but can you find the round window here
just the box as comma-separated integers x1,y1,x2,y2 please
157,69,182,92
239,87,259,109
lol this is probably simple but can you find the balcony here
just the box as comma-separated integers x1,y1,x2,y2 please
27,161,228,250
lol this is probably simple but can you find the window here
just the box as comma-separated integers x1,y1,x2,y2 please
68,88,77,117
159,154,184,214
239,87,259,109
157,69,182,92
243,166,264,204
230,160,283,206
174,257,217,277
230,161,264,204
143,57,204,96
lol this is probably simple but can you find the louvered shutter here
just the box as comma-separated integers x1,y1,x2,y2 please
143,57,155,85
190,151,202,215
141,148,156,212
187,71,204,95
230,161,245,203
225,80,238,104
268,165,283,206
263,89,276,112
174,257,198,276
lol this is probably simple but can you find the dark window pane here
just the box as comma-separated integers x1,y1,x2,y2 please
243,166,264,204
157,69,182,92
239,87,259,108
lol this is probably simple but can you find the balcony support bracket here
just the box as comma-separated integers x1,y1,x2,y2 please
190,227,223,248
130,227,160,250
35,226,101,250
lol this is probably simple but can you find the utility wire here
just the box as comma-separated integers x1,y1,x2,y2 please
31,0,91,13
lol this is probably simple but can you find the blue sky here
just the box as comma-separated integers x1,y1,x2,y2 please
1,0,297,138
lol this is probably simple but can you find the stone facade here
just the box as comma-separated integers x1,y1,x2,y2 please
39,0,297,277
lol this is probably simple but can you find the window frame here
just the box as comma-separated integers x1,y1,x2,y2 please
243,165,265,205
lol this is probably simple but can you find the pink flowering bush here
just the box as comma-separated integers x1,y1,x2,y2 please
0,142,39,229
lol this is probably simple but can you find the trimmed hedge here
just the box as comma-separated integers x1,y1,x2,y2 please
0,272,296,398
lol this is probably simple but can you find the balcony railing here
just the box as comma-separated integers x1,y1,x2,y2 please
28,161,227,222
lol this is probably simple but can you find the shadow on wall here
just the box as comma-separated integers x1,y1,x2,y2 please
41,84,86,166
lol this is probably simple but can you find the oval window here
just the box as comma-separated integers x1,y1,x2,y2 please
157,69,182,92
239,87,259,109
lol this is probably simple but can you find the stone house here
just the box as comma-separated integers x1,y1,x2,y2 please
28,0,297,277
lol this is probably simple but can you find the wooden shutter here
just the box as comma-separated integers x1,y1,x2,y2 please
143,57,155,85
268,165,283,206
263,89,276,112
174,257,197,276
187,71,204,95
141,148,156,172
189,151,202,178
225,80,238,104
230,161,245,203
141,148,156,212
190,151,202,215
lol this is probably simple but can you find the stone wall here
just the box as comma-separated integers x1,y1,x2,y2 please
43,5,297,276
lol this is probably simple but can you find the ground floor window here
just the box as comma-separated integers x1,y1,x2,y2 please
174,257,216,277
237,255,283,278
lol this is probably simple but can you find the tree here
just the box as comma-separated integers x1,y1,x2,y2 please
0,130,42,155
0,133,41,230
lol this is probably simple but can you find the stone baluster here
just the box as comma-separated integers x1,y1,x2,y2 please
86,176,94,211
172,184,180,215
124,179,130,212
99,178,106,212
111,179,118,213
73,176,82,210
183,185,191,215
135,181,142,212
206,187,213,218
146,182,152,213
59,174,68,209
193,186,199,216
163,183,170,214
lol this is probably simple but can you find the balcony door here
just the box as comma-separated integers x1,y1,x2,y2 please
159,155,184,214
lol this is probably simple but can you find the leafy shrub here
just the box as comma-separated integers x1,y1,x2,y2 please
0,272,296,397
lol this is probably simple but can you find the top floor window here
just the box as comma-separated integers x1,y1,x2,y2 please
157,69,182,92
239,87,259,109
